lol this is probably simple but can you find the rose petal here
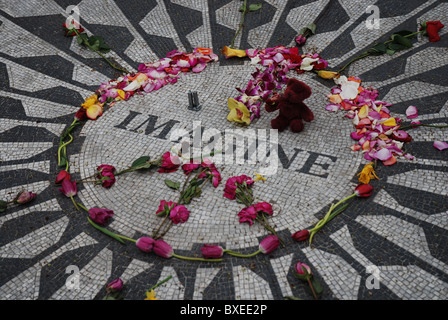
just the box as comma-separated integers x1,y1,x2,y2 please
406,106,418,119
373,148,392,161
383,155,397,166
433,141,448,151
325,104,340,112
192,62,206,73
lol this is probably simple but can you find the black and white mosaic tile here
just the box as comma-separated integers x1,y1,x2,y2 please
0,0,447,300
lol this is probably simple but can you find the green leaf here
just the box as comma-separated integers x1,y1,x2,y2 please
388,43,408,51
394,30,415,38
77,33,88,45
391,34,413,48
248,3,262,11
386,49,395,56
131,156,151,168
239,4,246,12
0,200,7,213
164,179,180,190
310,277,323,297
368,42,387,55
87,217,125,244
306,23,316,35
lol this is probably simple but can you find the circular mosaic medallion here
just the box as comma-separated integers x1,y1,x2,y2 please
76,63,361,250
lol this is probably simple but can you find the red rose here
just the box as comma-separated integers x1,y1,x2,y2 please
62,22,84,37
425,21,444,42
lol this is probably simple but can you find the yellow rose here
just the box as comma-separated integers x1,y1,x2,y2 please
227,98,251,125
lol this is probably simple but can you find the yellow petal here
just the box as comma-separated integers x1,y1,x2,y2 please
144,289,158,300
382,117,396,127
81,94,98,108
227,99,251,125
317,70,340,79
86,104,103,120
221,46,247,58
328,94,342,104
116,89,125,100
358,105,369,119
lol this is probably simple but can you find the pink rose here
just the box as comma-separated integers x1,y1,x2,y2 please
254,202,273,215
237,206,258,225
169,205,190,224
89,207,114,225
158,152,180,173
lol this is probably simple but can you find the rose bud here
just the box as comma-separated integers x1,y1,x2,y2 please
58,179,77,197
88,207,114,226
100,171,116,189
295,34,307,46
153,239,174,258
354,183,374,197
97,164,116,174
55,170,71,184
14,191,37,204
136,237,156,253
106,278,123,293
295,261,312,276
74,107,88,121
292,229,310,242
200,244,224,259
259,235,280,254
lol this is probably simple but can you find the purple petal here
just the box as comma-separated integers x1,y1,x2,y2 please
433,141,448,151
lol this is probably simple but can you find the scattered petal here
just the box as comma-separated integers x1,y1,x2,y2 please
434,141,448,150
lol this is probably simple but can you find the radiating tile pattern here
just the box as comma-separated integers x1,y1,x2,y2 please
0,0,447,300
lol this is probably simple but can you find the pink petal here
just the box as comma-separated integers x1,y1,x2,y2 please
192,62,206,73
373,148,392,161
246,48,258,58
433,141,448,151
406,106,418,119
325,104,340,112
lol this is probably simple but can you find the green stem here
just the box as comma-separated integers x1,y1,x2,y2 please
337,30,424,74
172,253,222,262
70,196,79,211
337,52,370,74
400,123,448,131
77,202,89,212
58,133,74,167
230,0,247,49
223,249,260,258
73,28,128,74
307,278,319,300
149,276,172,291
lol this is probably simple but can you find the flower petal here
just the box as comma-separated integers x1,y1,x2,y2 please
373,148,392,161
433,141,448,151
406,105,418,119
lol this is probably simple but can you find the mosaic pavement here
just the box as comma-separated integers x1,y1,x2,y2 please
0,0,447,300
